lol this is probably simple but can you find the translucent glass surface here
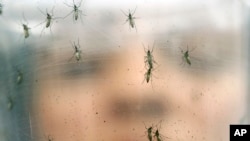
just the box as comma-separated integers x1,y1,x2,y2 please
0,0,249,141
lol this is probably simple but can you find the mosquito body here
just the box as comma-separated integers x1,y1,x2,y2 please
37,9,53,29
73,4,80,21
181,49,191,65
143,43,156,70
64,0,85,22
74,45,81,61
180,45,196,66
147,127,153,141
22,23,30,38
121,7,137,30
154,128,171,141
16,69,23,84
0,3,3,15
154,129,162,141
153,120,170,141
45,13,52,28
144,68,152,83
69,39,82,62
20,13,31,39
127,10,135,28
41,9,53,28
143,123,153,141
7,96,14,110
45,135,53,141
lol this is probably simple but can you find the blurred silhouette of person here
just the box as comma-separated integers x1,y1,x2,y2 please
32,37,247,141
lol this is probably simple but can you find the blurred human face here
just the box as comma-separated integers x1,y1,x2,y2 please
33,37,246,141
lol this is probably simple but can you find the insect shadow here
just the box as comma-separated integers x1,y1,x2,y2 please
121,6,138,31
68,39,82,63
63,0,86,23
34,6,62,37
179,45,196,66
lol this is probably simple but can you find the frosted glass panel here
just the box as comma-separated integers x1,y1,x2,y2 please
0,0,249,141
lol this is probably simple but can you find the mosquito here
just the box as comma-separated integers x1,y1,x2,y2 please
7,96,14,110
154,129,163,141
35,6,60,37
179,45,196,66
16,69,23,84
64,0,86,23
13,66,23,84
20,13,31,39
153,120,170,141
154,129,171,141
0,2,3,15
22,24,30,38
44,135,53,141
121,7,137,31
143,42,157,70
68,39,82,62
143,122,153,141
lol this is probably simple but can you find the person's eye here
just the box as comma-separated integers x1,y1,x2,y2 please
138,98,167,118
110,100,132,119
62,59,101,78
107,96,168,120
